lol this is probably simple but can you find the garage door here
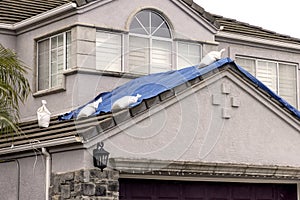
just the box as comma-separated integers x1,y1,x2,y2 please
120,179,297,200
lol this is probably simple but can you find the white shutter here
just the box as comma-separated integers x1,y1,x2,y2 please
177,42,201,69
129,36,149,74
279,64,297,107
256,60,277,93
96,32,122,72
37,40,50,90
151,40,172,73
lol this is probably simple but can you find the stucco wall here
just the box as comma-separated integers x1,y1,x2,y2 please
13,0,217,121
101,71,300,168
0,31,16,50
0,156,45,200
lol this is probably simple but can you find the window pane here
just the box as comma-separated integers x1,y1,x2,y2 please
37,32,70,91
96,32,122,71
151,40,172,73
257,61,277,92
130,17,148,35
136,11,150,34
178,42,201,69
151,12,164,34
279,64,297,107
236,57,255,75
129,36,149,74
38,40,49,90
50,34,65,88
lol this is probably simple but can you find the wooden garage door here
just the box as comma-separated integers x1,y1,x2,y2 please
120,179,297,200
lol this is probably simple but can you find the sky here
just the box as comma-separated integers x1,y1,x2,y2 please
193,0,300,39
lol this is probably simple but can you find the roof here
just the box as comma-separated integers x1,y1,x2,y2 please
1,0,300,45
60,58,300,121
213,14,300,44
0,0,73,24
1,58,299,155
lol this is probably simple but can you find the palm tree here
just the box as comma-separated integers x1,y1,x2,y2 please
0,44,31,136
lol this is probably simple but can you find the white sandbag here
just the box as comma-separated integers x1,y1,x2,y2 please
77,97,102,119
112,94,142,112
199,48,225,68
37,100,51,128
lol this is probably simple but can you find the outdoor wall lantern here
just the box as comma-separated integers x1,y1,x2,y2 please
93,142,110,172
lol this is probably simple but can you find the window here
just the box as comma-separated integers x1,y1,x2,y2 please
129,10,172,74
236,57,298,108
177,42,201,69
96,31,122,71
37,31,71,91
95,10,202,74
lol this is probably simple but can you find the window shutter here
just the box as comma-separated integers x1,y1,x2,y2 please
279,64,297,107
96,32,122,72
128,36,149,74
38,40,50,91
178,42,201,69
151,40,172,73
256,60,277,93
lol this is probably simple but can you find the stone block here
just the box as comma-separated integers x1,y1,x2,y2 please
74,170,84,183
95,184,107,196
82,183,96,196
61,185,71,199
222,108,231,119
231,97,241,107
51,195,62,200
61,172,74,182
221,83,231,94
107,171,119,180
107,181,118,192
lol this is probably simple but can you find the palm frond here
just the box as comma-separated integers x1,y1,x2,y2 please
0,44,31,136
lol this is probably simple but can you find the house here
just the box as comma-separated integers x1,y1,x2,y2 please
0,0,299,199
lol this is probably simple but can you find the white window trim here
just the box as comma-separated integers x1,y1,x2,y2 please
128,10,173,74
176,40,202,69
236,56,299,108
96,30,124,72
36,31,70,92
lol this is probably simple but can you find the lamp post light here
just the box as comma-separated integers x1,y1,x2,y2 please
93,142,110,172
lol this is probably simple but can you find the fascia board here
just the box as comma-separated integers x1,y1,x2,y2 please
0,3,77,31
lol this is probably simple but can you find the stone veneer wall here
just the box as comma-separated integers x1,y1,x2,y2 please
50,169,119,200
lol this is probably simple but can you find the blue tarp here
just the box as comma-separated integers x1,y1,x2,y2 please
58,58,300,120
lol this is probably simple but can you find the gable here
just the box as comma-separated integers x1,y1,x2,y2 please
93,69,300,168
75,0,218,41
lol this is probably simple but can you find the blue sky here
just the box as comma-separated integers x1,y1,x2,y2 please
194,0,300,39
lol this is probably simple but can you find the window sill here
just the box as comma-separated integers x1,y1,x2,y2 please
33,87,66,98
63,67,144,79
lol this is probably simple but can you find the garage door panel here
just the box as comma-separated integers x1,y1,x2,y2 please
255,185,274,200
156,182,180,199
182,182,205,199
120,179,297,200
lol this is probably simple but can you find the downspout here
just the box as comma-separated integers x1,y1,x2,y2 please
42,148,51,200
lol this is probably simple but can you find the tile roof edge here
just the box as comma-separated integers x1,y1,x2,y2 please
213,14,300,42
0,2,77,30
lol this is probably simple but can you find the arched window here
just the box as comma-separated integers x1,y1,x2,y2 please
129,10,172,74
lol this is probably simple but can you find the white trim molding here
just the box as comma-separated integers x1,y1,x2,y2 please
111,158,300,181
